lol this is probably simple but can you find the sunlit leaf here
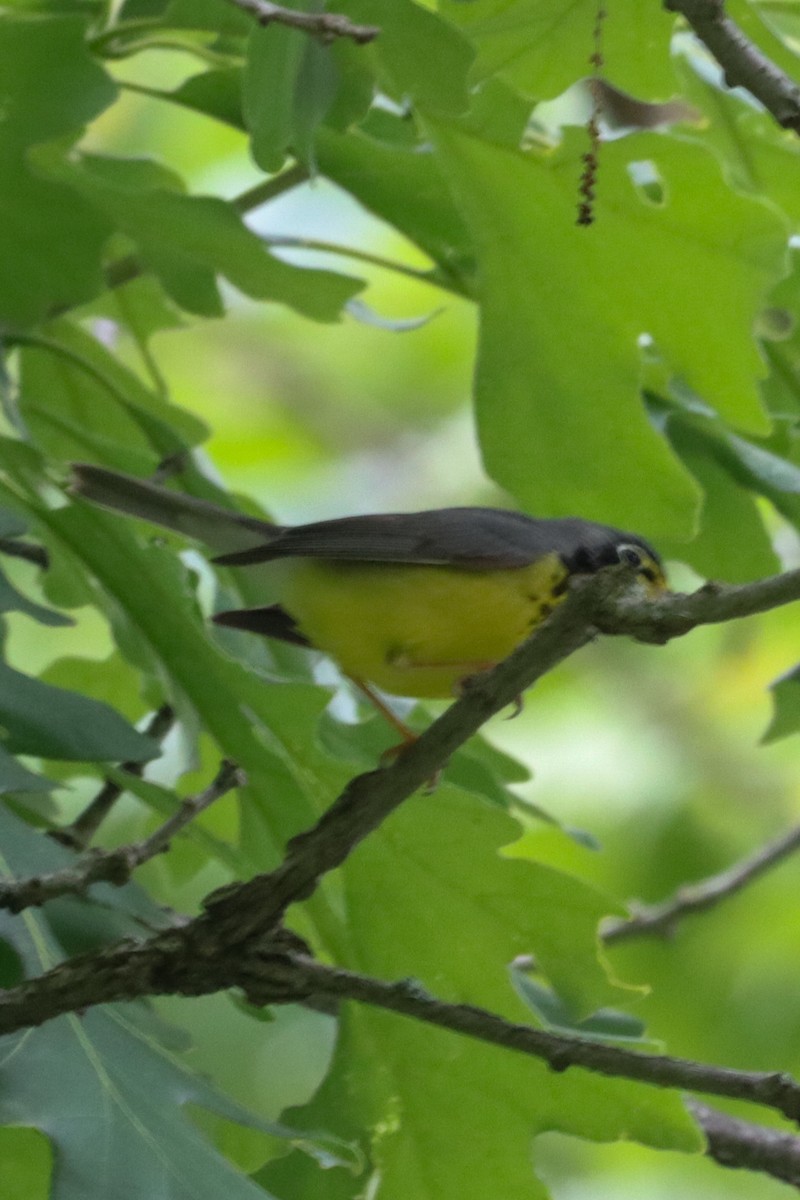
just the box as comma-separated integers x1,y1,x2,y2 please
425,119,786,536
438,0,677,100
32,147,363,323
343,0,473,115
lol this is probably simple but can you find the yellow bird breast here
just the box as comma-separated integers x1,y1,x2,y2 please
278,553,569,699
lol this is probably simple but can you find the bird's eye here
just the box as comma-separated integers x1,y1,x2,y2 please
617,544,643,568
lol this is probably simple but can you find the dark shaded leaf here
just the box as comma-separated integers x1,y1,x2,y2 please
0,745,53,795
0,662,158,762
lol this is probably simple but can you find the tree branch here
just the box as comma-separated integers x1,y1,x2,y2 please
224,0,378,43
2,563,800,1162
3,564,800,1016
2,760,243,913
666,0,800,134
193,570,604,946
234,953,800,1124
4,928,800,1143
604,820,800,944
192,563,800,945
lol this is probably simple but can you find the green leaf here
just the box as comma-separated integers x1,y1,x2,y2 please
0,15,116,326
316,124,476,293
342,0,473,115
0,745,54,795
26,495,340,851
343,787,629,1021
727,0,800,85
40,653,150,724
243,21,337,172
18,320,207,466
755,250,800,419
0,985,319,1200
764,663,800,743
325,39,375,132
0,506,28,539
33,147,363,322
511,971,650,1043
164,0,252,36
425,119,786,535
165,67,246,127
676,56,800,233
438,0,678,100
655,412,780,581
752,0,800,45
0,14,115,150
0,1128,51,1200
649,390,800,577
258,787,700,1196
0,661,158,762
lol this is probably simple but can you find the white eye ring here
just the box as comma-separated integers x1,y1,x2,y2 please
618,544,643,568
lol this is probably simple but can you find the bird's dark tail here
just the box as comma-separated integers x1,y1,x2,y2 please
69,463,278,554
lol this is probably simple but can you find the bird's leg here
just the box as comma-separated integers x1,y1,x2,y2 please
348,676,445,789
348,676,418,746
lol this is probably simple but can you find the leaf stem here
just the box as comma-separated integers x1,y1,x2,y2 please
261,234,455,292
6,332,145,416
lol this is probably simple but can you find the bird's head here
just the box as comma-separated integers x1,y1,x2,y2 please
561,524,667,596
613,540,668,596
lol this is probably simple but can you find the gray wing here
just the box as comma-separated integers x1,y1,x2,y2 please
213,508,619,570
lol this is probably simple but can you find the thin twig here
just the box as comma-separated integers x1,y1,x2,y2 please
604,821,800,943
2,760,243,913
225,0,378,43
666,0,800,134
262,234,448,289
688,1099,800,1185
51,705,176,851
128,759,244,861
232,164,309,213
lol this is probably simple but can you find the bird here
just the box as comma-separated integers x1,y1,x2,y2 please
70,464,666,737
